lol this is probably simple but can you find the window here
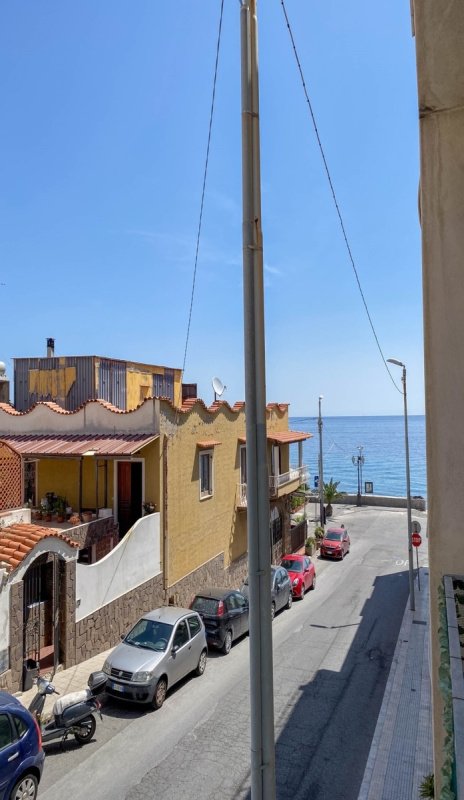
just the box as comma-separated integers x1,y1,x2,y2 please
12,714,28,739
187,615,201,638
199,450,213,499
173,620,190,649
0,714,13,750
240,445,247,485
23,461,37,505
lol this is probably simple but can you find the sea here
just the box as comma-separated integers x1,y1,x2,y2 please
289,415,427,499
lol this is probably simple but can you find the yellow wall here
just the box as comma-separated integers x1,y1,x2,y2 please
29,362,77,405
125,364,183,411
37,457,114,512
160,401,291,586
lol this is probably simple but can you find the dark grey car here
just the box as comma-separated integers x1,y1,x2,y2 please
241,565,293,619
103,606,207,709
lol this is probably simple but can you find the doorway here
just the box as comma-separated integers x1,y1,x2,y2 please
117,461,143,537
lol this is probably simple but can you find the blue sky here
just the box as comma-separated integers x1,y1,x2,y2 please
0,1,423,416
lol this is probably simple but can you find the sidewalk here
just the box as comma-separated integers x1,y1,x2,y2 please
358,566,433,800
17,648,112,720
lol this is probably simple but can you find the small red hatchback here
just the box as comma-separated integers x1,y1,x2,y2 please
320,526,350,560
280,554,316,599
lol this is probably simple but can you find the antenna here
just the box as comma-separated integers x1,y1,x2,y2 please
212,376,226,402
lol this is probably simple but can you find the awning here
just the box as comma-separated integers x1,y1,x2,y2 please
196,440,222,449
238,430,312,445
0,433,159,459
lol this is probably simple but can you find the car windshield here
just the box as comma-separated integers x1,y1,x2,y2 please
124,619,173,652
325,531,342,541
191,596,219,615
281,559,303,573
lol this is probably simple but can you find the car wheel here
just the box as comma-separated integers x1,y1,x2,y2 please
153,677,167,709
311,574,316,590
10,774,38,800
300,583,305,600
74,714,96,744
222,630,233,655
195,648,207,675
271,601,276,621
286,591,293,610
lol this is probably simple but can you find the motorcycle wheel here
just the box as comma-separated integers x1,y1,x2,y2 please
74,714,96,744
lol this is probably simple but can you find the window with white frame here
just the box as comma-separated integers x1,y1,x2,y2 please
199,450,214,498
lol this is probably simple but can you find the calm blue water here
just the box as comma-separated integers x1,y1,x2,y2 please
289,415,427,498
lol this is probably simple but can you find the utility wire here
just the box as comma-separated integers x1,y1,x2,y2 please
280,0,402,394
179,0,225,405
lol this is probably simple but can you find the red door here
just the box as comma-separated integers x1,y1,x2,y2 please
117,462,142,536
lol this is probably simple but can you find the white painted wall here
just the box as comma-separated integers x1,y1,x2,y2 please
75,513,161,621
0,508,32,527
0,396,159,435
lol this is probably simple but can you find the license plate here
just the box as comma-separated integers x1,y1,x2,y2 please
110,681,125,692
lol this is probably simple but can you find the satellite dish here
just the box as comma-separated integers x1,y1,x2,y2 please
212,377,226,402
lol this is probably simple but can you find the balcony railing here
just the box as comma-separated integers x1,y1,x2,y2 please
269,466,308,495
237,465,309,507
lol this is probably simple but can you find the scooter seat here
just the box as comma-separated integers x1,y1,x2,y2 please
53,688,92,717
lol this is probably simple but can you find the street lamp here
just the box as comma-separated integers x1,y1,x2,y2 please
352,446,365,506
387,358,415,612
318,396,324,527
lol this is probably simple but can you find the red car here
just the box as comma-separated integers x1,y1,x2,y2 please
320,526,350,559
280,554,316,599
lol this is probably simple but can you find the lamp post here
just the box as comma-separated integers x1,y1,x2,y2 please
352,446,365,506
387,358,415,612
318,396,324,527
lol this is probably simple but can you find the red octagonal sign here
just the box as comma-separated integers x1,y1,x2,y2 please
412,532,422,547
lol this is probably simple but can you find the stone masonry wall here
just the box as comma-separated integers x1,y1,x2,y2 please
74,573,164,662
167,552,249,608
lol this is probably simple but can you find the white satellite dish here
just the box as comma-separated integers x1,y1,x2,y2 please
212,377,226,402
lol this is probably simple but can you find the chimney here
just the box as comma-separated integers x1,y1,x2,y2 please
0,361,9,403
46,337,55,358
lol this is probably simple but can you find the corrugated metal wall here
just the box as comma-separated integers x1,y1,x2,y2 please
14,357,97,411
153,369,174,401
98,359,127,409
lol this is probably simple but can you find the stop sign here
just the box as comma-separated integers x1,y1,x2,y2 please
412,532,422,547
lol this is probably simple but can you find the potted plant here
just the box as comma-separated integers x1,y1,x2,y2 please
314,526,325,545
54,496,66,523
323,478,344,517
304,536,316,556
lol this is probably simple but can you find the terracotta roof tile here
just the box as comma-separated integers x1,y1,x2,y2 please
0,524,79,574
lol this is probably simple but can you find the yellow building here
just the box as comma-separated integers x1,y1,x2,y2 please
0,394,311,602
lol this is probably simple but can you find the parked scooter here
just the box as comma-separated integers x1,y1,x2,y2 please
28,671,107,747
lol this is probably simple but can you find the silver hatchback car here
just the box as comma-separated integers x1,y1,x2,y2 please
103,606,207,709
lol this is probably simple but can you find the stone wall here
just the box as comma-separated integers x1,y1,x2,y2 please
67,516,119,552
167,552,249,608
74,573,164,662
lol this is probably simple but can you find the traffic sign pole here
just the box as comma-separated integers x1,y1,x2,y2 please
411,530,422,591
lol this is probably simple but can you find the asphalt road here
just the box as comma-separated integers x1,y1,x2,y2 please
38,505,428,800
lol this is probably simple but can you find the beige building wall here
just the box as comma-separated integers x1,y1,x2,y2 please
413,0,464,791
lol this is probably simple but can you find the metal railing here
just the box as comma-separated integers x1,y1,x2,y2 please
269,465,308,495
237,465,309,506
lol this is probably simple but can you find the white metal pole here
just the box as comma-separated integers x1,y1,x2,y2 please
240,3,276,798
